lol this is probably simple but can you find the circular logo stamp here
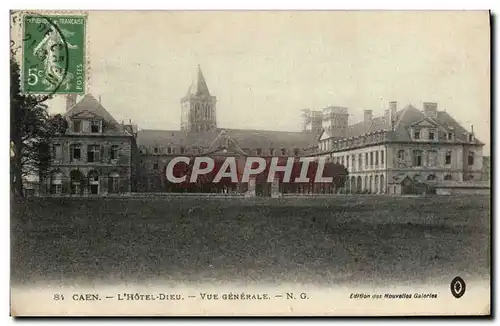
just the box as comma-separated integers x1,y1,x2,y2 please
450,276,466,298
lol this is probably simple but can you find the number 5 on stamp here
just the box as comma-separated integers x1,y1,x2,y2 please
21,13,87,95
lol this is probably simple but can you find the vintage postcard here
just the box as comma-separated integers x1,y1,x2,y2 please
10,10,491,316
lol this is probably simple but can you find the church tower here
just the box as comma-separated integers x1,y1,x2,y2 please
180,65,217,132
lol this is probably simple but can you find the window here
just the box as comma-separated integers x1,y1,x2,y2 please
429,129,435,140
281,148,287,156
153,147,158,154
351,155,356,171
87,144,101,163
445,151,452,165
257,148,263,156
110,145,119,160
109,172,120,194
427,150,438,167
444,174,453,181
370,152,373,166
70,143,81,162
346,155,349,168
293,148,299,156
180,147,185,154
167,147,172,154
375,151,379,165
468,151,474,165
469,134,474,142
413,150,423,167
414,129,420,140
52,144,62,161
91,120,101,133
341,156,344,166
72,120,81,133
427,174,436,181
380,150,384,165
270,148,276,156
365,153,368,167
50,172,63,194
358,154,362,170
153,162,159,170
447,132,454,140
398,149,405,161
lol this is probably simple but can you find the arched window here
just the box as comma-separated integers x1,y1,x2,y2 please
109,172,120,194
444,174,453,181
427,174,437,181
51,171,63,194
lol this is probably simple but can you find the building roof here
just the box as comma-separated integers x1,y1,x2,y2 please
185,65,211,97
136,127,317,152
320,104,483,145
63,94,132,136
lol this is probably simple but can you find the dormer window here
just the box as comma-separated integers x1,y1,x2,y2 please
414,129,420,140
72,120,82,133
90,120,101,133
447,132,454,140
428,129,435,140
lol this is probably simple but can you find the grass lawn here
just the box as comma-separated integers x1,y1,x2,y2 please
11,195,490,287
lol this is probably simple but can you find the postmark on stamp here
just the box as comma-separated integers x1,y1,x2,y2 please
21,13,87,95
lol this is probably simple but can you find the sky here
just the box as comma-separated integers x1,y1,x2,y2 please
44,10,490,154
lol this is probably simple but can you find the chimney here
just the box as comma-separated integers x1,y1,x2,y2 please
384,109,390,125
423,102,438,119
66,94,77,111
388,101,397,123
364,109,373,124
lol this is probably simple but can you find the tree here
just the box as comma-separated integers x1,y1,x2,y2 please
10,57,53,197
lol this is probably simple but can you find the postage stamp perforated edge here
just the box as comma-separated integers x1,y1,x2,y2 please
15,10,90,98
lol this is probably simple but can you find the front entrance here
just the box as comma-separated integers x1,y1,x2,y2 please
88,171,99,195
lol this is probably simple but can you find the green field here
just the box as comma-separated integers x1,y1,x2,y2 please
11,195,490,287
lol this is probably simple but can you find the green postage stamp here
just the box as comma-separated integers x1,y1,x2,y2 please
21,13,87,95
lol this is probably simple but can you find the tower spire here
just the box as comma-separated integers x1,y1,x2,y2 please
186,65,211,97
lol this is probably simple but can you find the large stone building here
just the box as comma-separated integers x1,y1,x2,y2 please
41,94,137,196
136,65,317,193
41,65,487,196
312,101,486,195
